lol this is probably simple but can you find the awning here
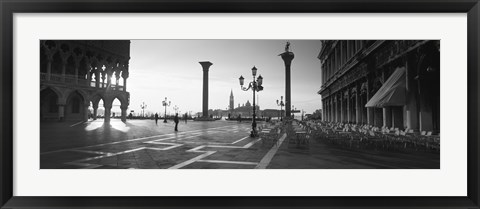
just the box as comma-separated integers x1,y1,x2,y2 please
365,67,406,108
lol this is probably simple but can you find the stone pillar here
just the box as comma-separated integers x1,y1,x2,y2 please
327,99,330,121
122,69,129,92
87,67,92,87
336,94,341,123
95,67,100,88
58,103,65,121
383,107,392,128
405,56,419,131
121,105,128,122
322,101,326,121
355,86,361,124
199,61,213,118
104,103,112,123
280,51,294,118
101,71,106,88
74,61,79,85
83,102,89,122
93,103,98,120
392,107,404,129
340,93,344,123
46,56,53,81
61,61,67,82
366,81,374,126
374,108,383,128
346,91,351,123
106,67,112,89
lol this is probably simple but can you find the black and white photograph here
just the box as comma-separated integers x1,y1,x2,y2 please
40,40,440,169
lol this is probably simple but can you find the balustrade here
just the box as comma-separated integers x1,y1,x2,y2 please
40,72,124,91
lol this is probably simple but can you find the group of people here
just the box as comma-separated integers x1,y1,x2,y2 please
154,113,187,131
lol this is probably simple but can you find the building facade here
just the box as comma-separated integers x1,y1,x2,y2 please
40,40,131,122
318,40,440,133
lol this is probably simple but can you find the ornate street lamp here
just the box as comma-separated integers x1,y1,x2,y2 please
173,105,179,114
140,102,147,118
239,66,264,137
162,97,171,123
276,96,285,121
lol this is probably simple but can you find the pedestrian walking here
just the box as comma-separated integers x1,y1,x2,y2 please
184,113,188,124
154,113,159,125
174,113,179,131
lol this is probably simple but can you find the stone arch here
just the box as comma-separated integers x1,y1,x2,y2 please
64,90,86,121
104,94,128,109
41,85,64,103
65,89,89,105
90,93,105,107
40,86,63,121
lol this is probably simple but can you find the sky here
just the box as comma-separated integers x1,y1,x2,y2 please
126,40,323,116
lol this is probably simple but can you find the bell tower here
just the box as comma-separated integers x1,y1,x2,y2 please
229,89,234,111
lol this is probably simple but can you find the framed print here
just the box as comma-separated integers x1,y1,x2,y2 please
1,0,479,208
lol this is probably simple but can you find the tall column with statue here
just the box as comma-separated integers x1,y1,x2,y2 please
279,41,294,119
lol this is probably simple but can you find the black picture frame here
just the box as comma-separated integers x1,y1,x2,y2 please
1,0,479,208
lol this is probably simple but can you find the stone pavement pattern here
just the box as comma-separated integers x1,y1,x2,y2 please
40,119,439,169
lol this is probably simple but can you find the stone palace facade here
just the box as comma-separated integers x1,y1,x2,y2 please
318,40,440,133
40,40,131,122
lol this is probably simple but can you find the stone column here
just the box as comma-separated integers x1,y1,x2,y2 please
121,105,128,122
336,94,341,122
95,67,100,88
87,67,92,87
46,55,53,81
322,101,326,121
383,107,392,128
122,69,129,92
366,81,374,126
74,61,80,85
93,103,98,120
327,97,332,121
104,103,112,123
106,66,112,89
101,71,106,88
355,86,361,124
392,107,404,129
61,61,67,82
199,61,213,118
346,91,350,123
280,51,294,118
374,108,383,128
58,103,65,121
340,93,344,123
83,102,90,122
405,56,419,131
326,99,330,121
332,96,336,122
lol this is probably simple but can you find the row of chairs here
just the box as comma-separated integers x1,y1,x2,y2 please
305,122,440,153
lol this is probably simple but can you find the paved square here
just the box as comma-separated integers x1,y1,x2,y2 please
41,119,439,169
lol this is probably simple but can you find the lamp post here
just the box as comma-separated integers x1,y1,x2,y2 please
140,102,147,118
173,105,179,114
276,96,285,121
162,97,171,123
239,66,264,137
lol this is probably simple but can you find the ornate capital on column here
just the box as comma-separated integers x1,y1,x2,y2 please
199,61,213,71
